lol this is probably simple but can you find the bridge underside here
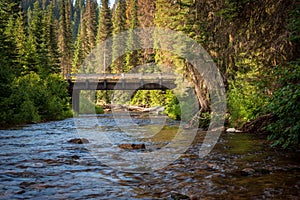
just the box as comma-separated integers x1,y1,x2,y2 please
69,80,176,90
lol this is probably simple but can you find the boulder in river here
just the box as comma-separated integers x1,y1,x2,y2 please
170,192,191,200
68,138,89,144
241,168,255,176
118,143,146,150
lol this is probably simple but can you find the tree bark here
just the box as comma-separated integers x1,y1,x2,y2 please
186,64,209,112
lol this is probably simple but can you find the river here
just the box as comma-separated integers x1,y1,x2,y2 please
0,113,299,199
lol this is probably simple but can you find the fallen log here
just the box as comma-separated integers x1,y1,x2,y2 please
241,113,274,134
104,104,165,113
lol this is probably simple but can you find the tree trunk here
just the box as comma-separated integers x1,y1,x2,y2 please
186,64,209,112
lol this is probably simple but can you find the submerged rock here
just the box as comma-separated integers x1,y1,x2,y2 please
170,192,191,200
71,155,80,160
241,168,255,176
68,138,89,144
19,181,35,188
118,143,146,150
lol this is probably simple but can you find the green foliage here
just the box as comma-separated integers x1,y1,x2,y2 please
0,1,20,126
43,74,73,119
19,99,41,123
112,0,126,73
227,81,267,127
265,61,300,148
96,91,112,104
95,105,104,114
58,0,73,77
164,90,181,120
96,0,112,43
79,93,104,114
111,91,131,105
7,72,72,124
227,55,268,127
287,4,300,43
217,0,253,21
125,0,140,72
130,89,183,120
131,90,165,107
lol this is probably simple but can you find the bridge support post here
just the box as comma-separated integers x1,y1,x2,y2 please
72,89,80,114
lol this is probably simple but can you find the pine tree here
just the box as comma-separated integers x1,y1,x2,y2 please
96,0,112,43
111,0,126,73
154,0,209,112
137,0,156,64
95,0,113,104
72,0,85,40
0,0,17,90
83,0,98,52
24,1,50,76
73,0,98,72
96,0,113,73
72,21,84,73
44,2,60,73
125,0,139,72
13,10,26,76
0,0,18,124
58,0,73,77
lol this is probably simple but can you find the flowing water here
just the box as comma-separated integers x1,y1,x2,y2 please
0,113,299,199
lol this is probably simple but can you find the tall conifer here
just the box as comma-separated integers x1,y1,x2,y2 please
45,2,60,73
155,0,209,111
96,0,113,73
73,0,85,39
111,0,126,73
96,0,112,44
125,0,139,72
83,0,98,52
137,0,156,64
58,0,73,77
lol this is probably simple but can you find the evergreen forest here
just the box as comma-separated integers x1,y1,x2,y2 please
0,0,299,148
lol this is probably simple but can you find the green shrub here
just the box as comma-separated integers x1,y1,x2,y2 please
164,90,181,120
18,99,41,123
227,56,268,127
131,90,165,107
95,105,104,114
6,72,72,125
227,81,266,127
265,61,300,148
79,93,104,114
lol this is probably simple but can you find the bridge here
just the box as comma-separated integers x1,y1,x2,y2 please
67,73,177,90
67,73,178,113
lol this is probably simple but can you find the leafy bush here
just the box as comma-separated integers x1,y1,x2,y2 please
6,72,72,125
95,105,104,114
19,99,41,123
43,74,72,120
164,90,181,120
130,90,165,107
227,81,267,127
265,61,300,148
79,92,104,114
